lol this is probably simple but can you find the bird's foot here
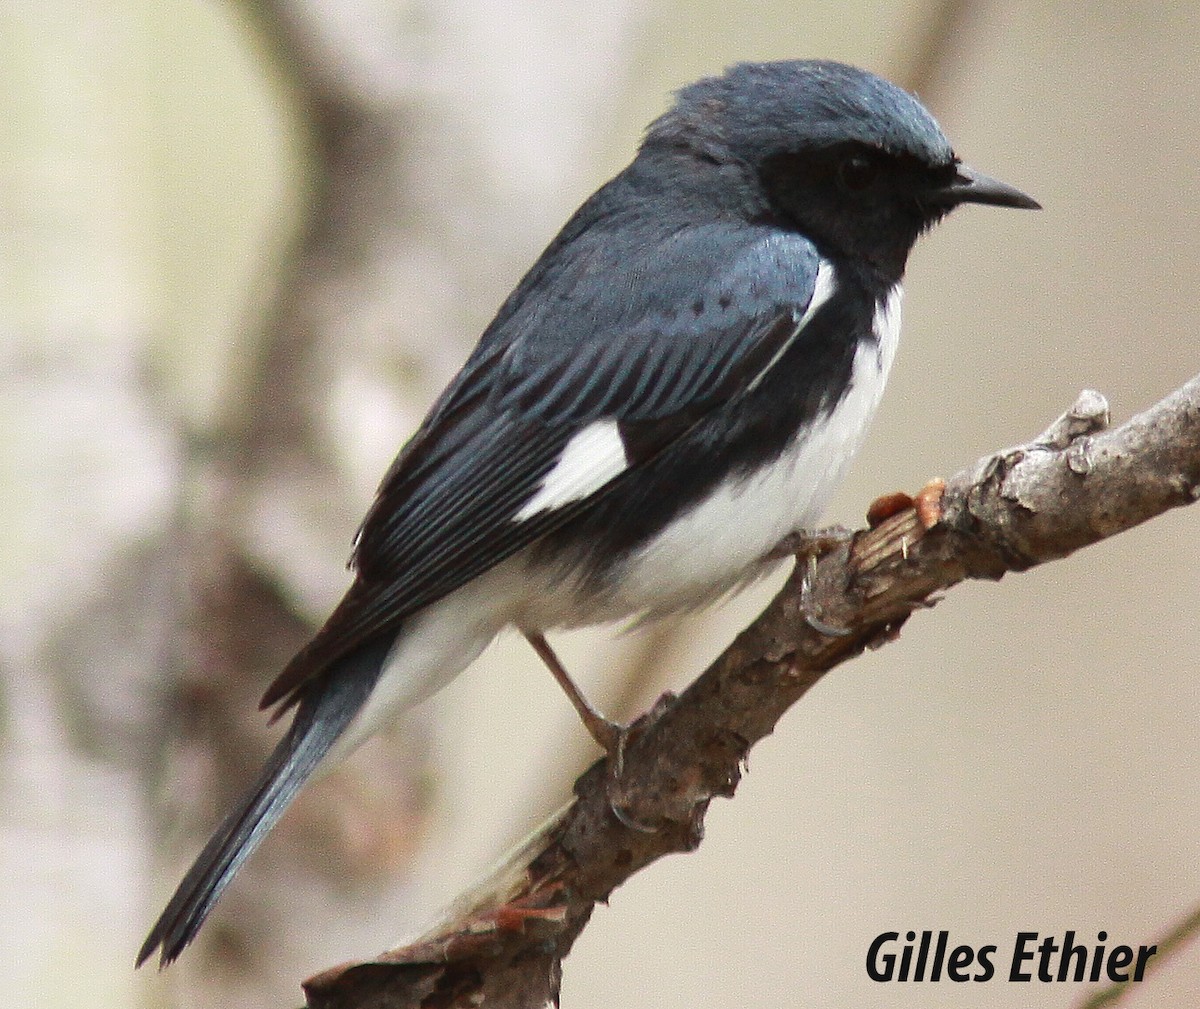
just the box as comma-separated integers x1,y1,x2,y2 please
524,630,657,832
600,718,660,834
781,528,856,637
577,710,658,834
799,552,851,637
579,709,626,763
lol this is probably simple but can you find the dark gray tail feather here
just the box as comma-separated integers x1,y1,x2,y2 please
136,636,393,969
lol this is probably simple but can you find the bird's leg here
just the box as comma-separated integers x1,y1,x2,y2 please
524,631,625,756
524,632,657,834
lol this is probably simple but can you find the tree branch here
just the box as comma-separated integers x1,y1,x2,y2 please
301,376,1200,1009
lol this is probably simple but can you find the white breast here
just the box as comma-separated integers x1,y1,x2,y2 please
599,282,903,622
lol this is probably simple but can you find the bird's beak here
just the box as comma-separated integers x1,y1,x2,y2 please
937,163,1041,210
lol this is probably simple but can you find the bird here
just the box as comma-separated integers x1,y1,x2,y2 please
138,58,1038,968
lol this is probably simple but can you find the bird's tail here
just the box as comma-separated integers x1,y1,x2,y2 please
136,638,392,969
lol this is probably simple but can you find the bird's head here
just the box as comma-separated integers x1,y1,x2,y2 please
644,60,1038,281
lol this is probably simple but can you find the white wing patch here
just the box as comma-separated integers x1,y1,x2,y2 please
746,258,837,393
515,418,628,520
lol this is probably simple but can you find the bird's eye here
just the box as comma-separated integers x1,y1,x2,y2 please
838,152,879,192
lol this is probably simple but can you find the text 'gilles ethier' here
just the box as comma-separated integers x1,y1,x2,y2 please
867,930,1156,983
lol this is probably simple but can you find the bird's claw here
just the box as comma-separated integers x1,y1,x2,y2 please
597,720,658,834
799,552,851,637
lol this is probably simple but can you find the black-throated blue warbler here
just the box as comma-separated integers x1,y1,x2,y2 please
139,59,1038,967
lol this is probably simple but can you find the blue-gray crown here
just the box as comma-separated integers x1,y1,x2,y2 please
647,60,954,168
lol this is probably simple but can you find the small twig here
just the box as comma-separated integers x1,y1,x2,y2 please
1076,903,1200,1009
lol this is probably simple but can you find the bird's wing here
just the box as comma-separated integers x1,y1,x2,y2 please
262,223,822,713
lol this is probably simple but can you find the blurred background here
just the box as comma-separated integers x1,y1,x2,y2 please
3,1,1198,1007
